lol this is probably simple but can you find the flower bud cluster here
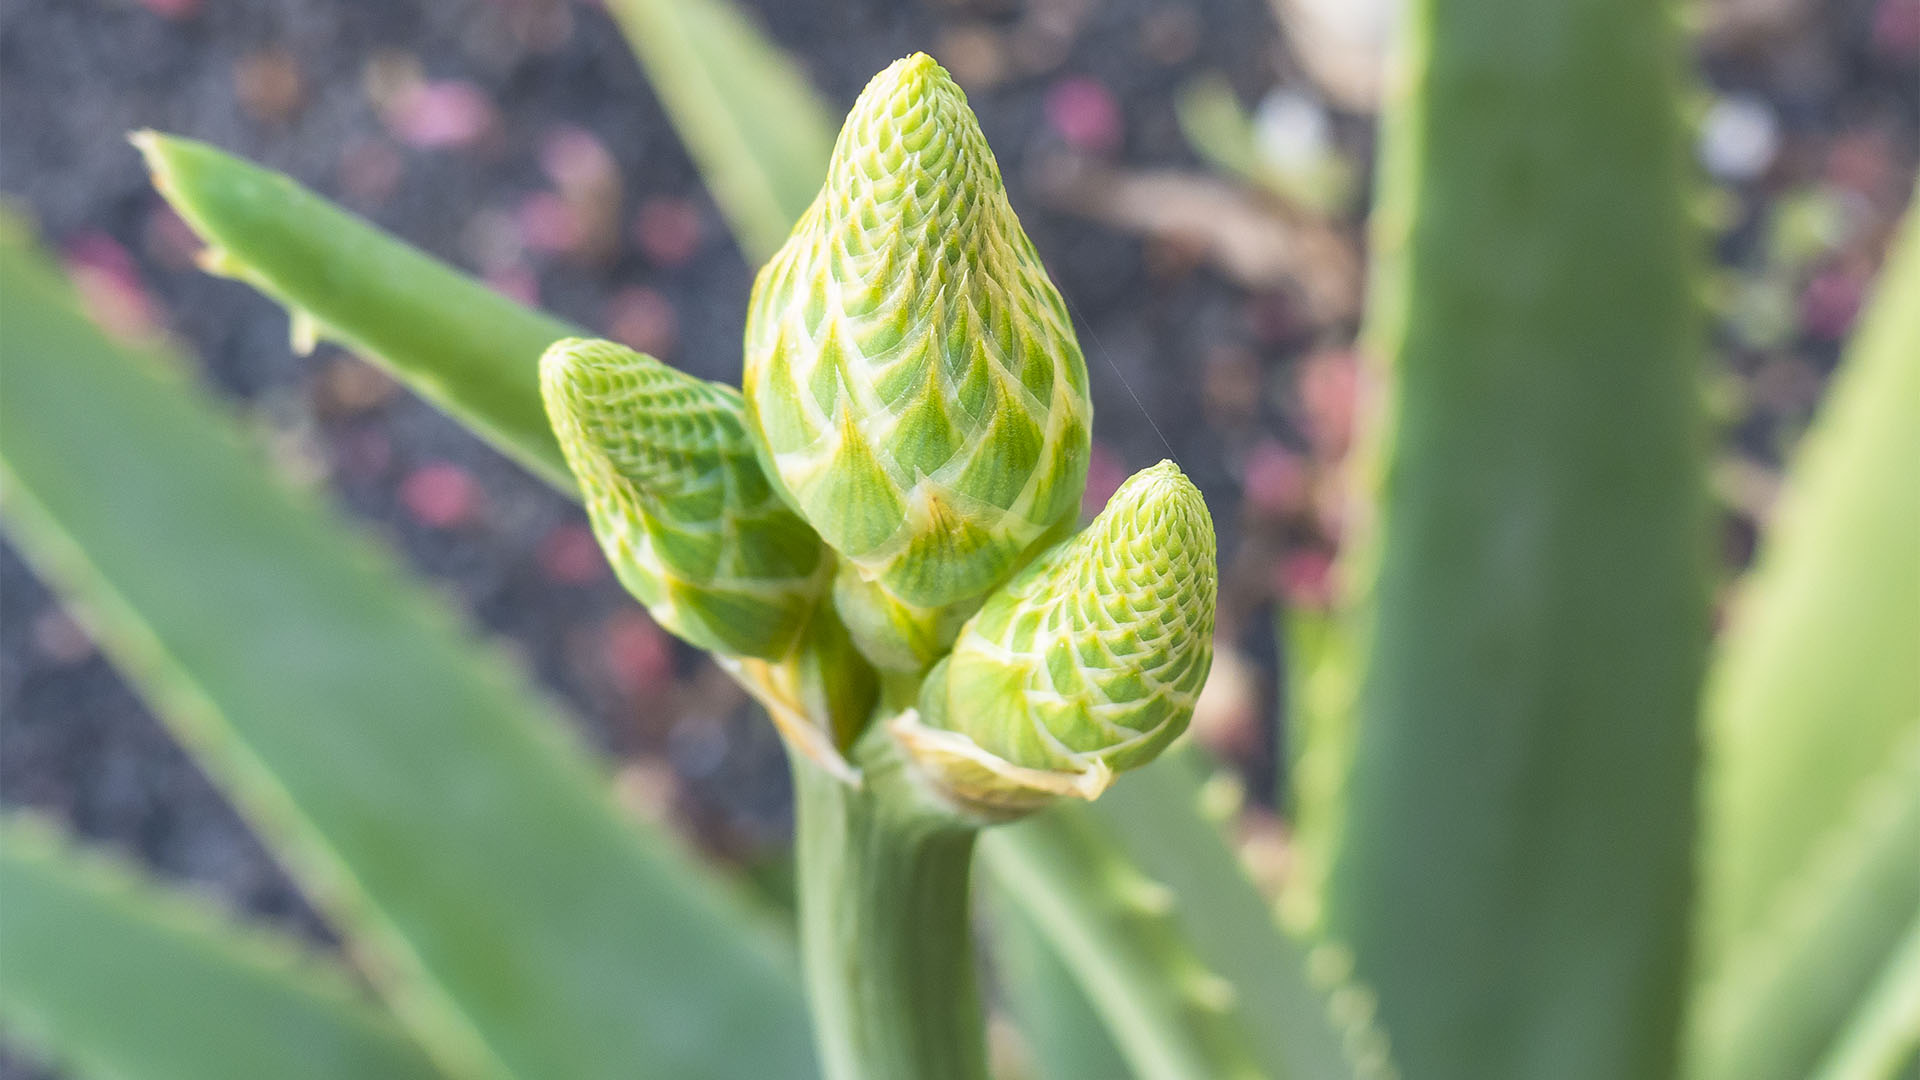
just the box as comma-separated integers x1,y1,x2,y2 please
543,56,1216,814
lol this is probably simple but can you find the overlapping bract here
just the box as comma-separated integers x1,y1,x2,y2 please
902,462,1218,814
743,53,1093,668
541,338,829,658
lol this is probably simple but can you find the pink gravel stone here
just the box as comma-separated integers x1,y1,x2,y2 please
1045,76,1124,155
1080,441,1129,517
400,462,481,528
1242,439,1309,518
606,285,678,357
633,197,705,266
1277,549,1337,610
387,80,496,149
603,610,673,696
538,522,608,585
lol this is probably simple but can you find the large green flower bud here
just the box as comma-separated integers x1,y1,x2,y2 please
896,461,1218,816
743,53,1093,670
540,337,831,659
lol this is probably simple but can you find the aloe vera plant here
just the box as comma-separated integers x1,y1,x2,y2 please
2,1,1916,1079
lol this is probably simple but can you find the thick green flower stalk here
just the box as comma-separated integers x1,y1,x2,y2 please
743,53,1094,671
898,462,1218,816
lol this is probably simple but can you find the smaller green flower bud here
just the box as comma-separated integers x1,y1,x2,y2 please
896,461,1218,816
540,338,831,659
743,52,1093,669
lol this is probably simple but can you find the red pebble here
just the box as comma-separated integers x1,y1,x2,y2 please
538,523,608,585
516,191,582,255
606,285,678,357
134,0,199,18
1800,268,1865,341
1045,76,1124,155
1875,0,1920,57
143,203,203,270
338,430,393,481
1277,549,1337,610
1297,350,1358,459
400,462,481,528
387,80,495,149
1242,439,1308,518
633,197,705,266
540,126,617,192
485,264,540,306
63,232,162,343
339,138,406,206
603,610,673,696
1080,441,1128,517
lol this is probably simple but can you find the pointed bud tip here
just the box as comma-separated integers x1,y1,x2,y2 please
857,52,958,113
1103,460,1207,528
539,336,654,397
835,52,987,187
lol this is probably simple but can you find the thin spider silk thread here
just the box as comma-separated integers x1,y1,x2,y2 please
1060,284,1180,465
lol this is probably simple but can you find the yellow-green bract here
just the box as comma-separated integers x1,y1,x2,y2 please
540,338,830,658
743,53,1093,671
899,462,1218,815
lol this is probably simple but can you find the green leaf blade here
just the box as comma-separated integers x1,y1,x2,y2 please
983,751,1366,1080
135,132,578,489
0,223,815,1080
602,0,835,263
1688,198,1920,1080
989,889,1137,1080
1326,0,1711,1077
1810,909,1920,1080
0,818,443,1080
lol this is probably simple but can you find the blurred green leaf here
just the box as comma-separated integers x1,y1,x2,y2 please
1327,0,1711,1076
984,801,1267,1080
1810,911,1920,1080
602,0,834,263
1687,199,1920,1080
0,222,815,1080
1173,76,1352,216
0,817,442,1080
1275,605,1358,933
135,133,578,490
1174,76,1268,185
1085,751,1373,1079
989,885,1136,1080
984,751,1365,1080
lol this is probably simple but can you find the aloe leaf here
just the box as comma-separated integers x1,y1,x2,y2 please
1173,76,1352,215
134,132,578,490
1275,605,1358,932
982,751,1368,1080
982,802,1267,1080
1172,76,1268,188
601,0,834,263
1686,735,1920,1080
1687,198,1920,1080
989,890,1137,1080
1326,0,1710,1076
1081,751,1379,1079
0,817,442,1080
0,221,814,1080
1810,910,1920,1080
